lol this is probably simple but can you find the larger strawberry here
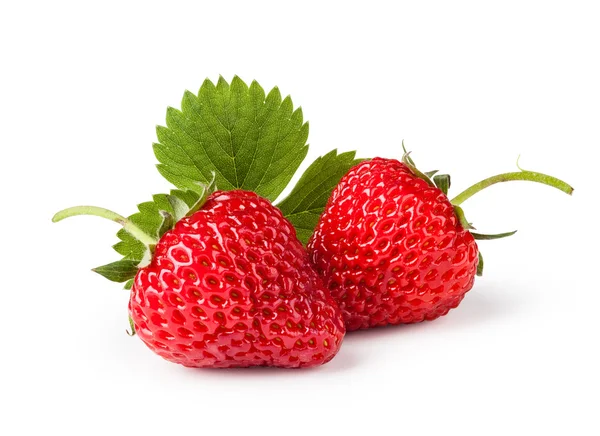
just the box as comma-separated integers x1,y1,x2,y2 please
55,189,345,367
308,152,573,331
53,77,360,367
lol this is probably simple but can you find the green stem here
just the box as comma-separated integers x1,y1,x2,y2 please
52,206,157,246
451,170,574,206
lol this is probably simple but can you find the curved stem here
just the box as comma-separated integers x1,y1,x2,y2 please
451,171,574,206
53,206,127,224
52,206,157,246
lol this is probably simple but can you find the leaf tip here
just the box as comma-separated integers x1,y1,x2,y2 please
182,89,195,100
200,77,215,93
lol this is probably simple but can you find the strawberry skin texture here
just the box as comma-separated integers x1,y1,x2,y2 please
308,158,479,331
130,190,345,368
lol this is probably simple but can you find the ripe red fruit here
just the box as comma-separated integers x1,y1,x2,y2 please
131,190,345,368
56,190,345,368
308,157,572,331
308,158,477,330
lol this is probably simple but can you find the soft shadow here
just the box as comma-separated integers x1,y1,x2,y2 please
178,282,521,376
182,345,360,378
343,281,524,344
439,282,523,329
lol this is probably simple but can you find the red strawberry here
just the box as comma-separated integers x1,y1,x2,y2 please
308,156,573,331
56,190,345,368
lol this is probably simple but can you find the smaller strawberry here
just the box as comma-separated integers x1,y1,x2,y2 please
54,188,345,368
308,147,573,331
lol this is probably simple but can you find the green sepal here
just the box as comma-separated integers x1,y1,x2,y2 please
92,260,140,283
137,245,155,269
126,316,136,336
123,279,134,290
113,189,201,262
157,211,174,238
477,252,484,276
424,170,439,178
186,176,217,217
453,205,476,230
401,140,416,167
166,195,189,222
109,183,217,275
471,230,517,240
277,150,364,244
433,174,451,195
401,142,435,187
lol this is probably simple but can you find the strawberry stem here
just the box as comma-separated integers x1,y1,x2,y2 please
52,206,158,246
451,170,574,206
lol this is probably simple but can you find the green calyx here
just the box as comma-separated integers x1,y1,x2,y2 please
402,141,453,195
401,144,574,276
53,180,216,283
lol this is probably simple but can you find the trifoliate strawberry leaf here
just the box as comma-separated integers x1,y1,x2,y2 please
154,76,309,202
277,150,364,244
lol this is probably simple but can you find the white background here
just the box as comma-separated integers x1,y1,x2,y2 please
1,1,599,435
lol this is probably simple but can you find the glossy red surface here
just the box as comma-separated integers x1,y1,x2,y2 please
130,190,345,368
308,158,479,331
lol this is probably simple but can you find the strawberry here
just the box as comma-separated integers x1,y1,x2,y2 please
55,190,345,368
308,154,573,331
52,77,360,368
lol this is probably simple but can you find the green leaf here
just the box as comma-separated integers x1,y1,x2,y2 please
154,76,309,202
93,260,140,283
113,189,200,263
277,150,364,244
